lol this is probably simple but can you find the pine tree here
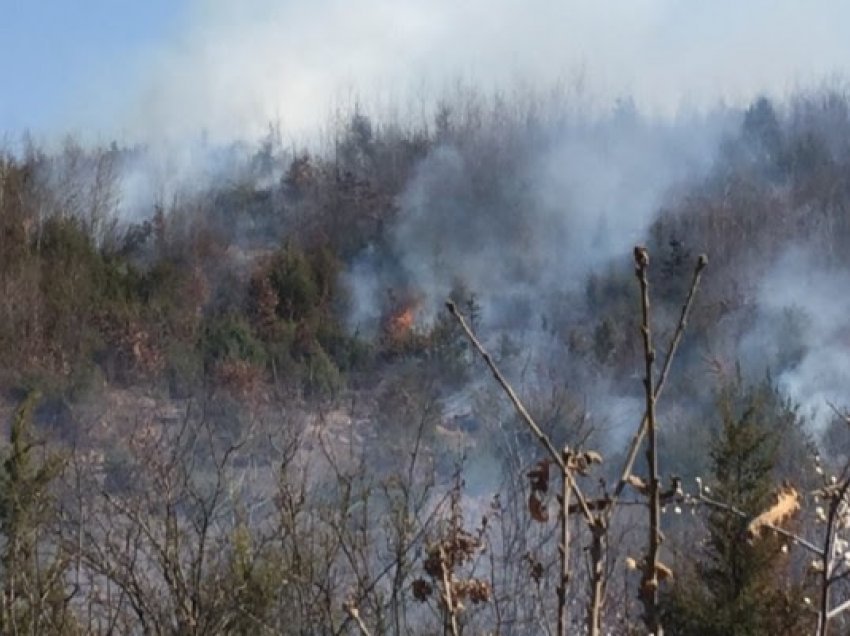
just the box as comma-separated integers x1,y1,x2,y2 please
0,392,75,634
662,378,812,635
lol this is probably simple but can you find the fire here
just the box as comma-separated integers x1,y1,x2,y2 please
388,306,416,338
383,294,422,345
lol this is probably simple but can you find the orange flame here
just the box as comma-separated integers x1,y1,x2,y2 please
384,297,422,344
386,305,416,342
391,307,415,333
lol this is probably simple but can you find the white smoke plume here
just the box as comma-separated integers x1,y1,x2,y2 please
10,0,850,445
344,106,733,335
743,246,850,432
67,0,850,145
29,0,846,247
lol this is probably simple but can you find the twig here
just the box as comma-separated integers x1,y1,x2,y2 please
446,300,594,524
827,598,850,620
447,300,601,634
447,301,563,469
634,247,662,635
693,493,822,555
446,252,706,636
333,490,452,636
605,254,707,521
439,545,459,636
586,519,606,636
818,476,850,636
826,401,850,427
557,450,572,636
343,602,373,636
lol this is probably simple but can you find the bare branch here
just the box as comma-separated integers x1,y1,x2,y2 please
446,300,595,524
693,493,823,556
557,450,572,636
606,254,707,521
343,601,373,636
634,246,663,635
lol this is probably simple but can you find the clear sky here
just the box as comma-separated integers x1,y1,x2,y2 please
0,0,187,138
3,1,850,144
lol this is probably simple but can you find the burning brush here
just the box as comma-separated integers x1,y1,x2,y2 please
381,290,423,349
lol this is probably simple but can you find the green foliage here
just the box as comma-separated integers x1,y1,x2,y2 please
709,382,778,513
37,216,107,357
742,96,785,178
300,345,342,395
662,377,812,635
416,284,478,386
317,321,374,374
582,268,637,370
164,340,204,398
0,393,77,635
245,241,366,394
266,243,322,323
647,225,694,303
219,524,286,635
202,314,266,370
7,97,850,631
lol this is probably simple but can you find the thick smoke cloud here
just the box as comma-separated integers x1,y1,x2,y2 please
15,0,850,445
345,109,732,335
741,246,850,432
97,0,850,144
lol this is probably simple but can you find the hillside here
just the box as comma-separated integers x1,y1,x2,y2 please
2,89,850,634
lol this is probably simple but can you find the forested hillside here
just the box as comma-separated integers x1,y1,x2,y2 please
2,87,850,634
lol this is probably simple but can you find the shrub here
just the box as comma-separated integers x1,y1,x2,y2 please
201,314,266,372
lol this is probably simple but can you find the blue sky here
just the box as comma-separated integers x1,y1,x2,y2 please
0,0,186,138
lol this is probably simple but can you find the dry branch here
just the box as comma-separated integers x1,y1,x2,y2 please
605,254,707,521
446,251,706,636
343,601,373,636
817,473,850,636
626,474,649,496
446,300,600,635
693,493,822,556
634,246,663,635
626,557,673,582
557,449,572,636
446,300,594,524
586,520,606,636
439,545,460,636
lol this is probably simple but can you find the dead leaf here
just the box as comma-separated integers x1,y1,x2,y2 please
626,474,649,496
528,492,549,523
527,458,551,494
747,484,800,540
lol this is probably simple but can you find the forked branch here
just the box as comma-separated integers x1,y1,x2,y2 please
605,253,707,521
634,246,662,635
447,300,599,635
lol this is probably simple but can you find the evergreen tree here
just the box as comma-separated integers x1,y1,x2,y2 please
662,378,812,635
0,392,75,634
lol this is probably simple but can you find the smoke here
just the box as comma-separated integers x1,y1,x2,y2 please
12,0,850,444
39,0,849,246
743,246,850,432
344,105,733,337
115,138,268,222
73,0,850,145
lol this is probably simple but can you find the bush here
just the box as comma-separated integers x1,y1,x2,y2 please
164,341,204,398
201,314,266,373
